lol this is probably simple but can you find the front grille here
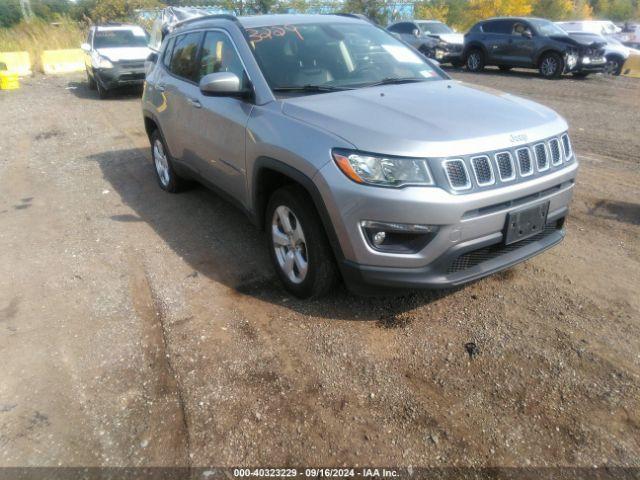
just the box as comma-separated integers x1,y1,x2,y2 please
437,132,573,193
471,155,494,186
119,60,145,69
447,224,560,274
443,159,470,190
561,134,572,161
495,152,515,181
516,148,533,176
534,143,549,171
548,138,562,166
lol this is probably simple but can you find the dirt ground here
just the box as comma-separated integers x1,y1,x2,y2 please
0,68,639,473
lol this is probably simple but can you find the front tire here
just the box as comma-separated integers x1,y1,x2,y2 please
86,68,96,90
465,49,485,72
539,52,564,79
150,130,187,193
604,55,623,76
96,80,109,99
266,186,338,299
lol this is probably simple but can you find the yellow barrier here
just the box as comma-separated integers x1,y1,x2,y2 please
622,51,640,78
0,71,20,90
0,51,31,76
41,49,85,75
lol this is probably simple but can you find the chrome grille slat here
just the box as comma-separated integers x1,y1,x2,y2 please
561,133,572,161
471,155,494,186
534,143,549,171
548,138,562,166
495,151,515,182
443,159,471,190
516,147,533,177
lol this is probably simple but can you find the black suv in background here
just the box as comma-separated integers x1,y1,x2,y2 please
464,17,606,78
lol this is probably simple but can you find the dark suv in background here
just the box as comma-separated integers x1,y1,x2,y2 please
464,17,606,78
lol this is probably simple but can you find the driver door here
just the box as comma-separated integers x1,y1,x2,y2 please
188,30,253,205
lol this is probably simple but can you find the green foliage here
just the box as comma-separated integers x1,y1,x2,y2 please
0,0,22,28
605,0,635,20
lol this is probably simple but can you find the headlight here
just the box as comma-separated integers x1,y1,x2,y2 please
332,150,434,187
93,54,114,69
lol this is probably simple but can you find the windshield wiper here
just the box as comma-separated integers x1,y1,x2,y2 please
272,84,353,93
357,77,428,88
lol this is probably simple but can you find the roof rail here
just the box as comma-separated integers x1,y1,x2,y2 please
174,13,240,30
333,13,375,24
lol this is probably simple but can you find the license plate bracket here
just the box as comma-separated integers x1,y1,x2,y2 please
504,202,550,245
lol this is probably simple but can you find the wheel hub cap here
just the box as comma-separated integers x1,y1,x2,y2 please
272,206,308,284
153,139,170,187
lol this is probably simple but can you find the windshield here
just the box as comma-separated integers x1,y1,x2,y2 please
417,22,453,34
94,30,149,49
247,22,443,93
529,19,568,37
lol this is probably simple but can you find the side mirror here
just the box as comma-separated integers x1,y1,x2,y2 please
81,43,91,52
412,28,421,38
199,72,250,97
523,30,532,39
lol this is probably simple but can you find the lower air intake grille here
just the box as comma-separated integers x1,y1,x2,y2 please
495,152,514,181
516,148,533,176
549,138,562,165
447,224,560,274
471,156,493,185
444,159,470,190
534,143,549,171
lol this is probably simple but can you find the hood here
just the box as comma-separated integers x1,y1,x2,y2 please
431,32,464,45
281,80,566,157
96,47,151,62
550,35,605,49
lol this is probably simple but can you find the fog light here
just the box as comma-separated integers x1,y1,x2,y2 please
360,220,439,253
373,231,386,246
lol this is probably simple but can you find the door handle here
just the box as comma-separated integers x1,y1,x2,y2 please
187,98,202,108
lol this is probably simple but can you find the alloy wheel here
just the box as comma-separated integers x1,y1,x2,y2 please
153,139,170,187
468,53,480,71
541,57,558,77
272,205,308,284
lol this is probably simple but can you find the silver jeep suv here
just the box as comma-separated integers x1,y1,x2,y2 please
142,14,578,298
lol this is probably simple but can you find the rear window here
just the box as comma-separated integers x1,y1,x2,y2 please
169,32,203,82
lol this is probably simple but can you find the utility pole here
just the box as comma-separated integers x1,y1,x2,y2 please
19,0,34,21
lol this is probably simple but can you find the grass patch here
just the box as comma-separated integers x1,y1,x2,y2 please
0,17,86,73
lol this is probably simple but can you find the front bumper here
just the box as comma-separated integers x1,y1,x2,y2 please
575,56,606,73
432,46,463,64
314,156,578,293
94,65,146,89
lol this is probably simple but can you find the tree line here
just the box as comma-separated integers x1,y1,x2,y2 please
1,0,638,29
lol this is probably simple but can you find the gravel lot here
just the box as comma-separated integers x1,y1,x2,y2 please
0,68,639,472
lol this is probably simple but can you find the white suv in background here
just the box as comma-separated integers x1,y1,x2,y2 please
81,24,151,98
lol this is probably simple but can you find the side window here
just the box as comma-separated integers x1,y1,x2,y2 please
388,24,401,33
198,31,247,84
483,20,512,34
169,32,203,82
399,23,416,34
163,36,175,69
512,22,531,36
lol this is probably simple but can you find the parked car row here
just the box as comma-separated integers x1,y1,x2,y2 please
388,17,635,79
